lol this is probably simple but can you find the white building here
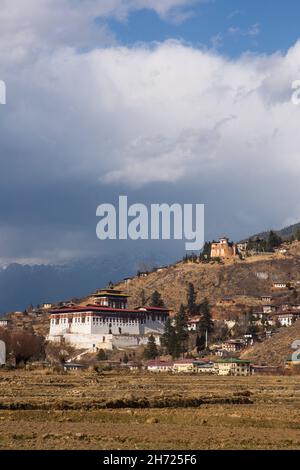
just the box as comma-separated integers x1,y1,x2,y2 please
146,360,174,372
0,319,9,328
173,359,195,373
0,340,6,365
272,282,288,289
214,358,251,376
187,317,201,331
275,312,300,327
48,288,169,350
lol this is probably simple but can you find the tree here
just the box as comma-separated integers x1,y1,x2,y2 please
123,353,129,364
143,334,159,360
97,349,108,361
199,298,214,335
200,242,211,261
295,229,300,242
246,309,260,335
0,330,44,365
161,318,179,358
187,283,197,316
150,290,165,308
140,289,146,306
196,334,205,353
266,230,282,251
174,304,189,354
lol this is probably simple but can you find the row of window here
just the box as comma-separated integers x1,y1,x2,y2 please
52,315,164,325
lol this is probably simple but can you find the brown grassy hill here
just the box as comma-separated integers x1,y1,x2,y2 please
5,311,50,337
240,319,300,366
113,242,300,312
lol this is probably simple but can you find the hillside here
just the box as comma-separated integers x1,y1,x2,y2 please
240,319,300,366
114,241,300,312
243,221,300,242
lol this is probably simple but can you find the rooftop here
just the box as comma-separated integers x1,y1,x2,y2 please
50,305,169,315
215,358,251,364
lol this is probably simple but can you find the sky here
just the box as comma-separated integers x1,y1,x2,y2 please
1,0,300,265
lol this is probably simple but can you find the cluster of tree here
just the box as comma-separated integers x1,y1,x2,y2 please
138,289,165,308
286,229,300,243
149,290,165,308
247,230,283,253
161,305,189,358
186,283,213,326
231,308,277,337
160,283,214,357
182,242,213,264
0,329,44,365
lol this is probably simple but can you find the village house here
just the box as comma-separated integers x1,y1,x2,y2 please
274,247,289,255
173,359,195,373
272,311,300,327
214,358,251,376
0,340,6,366
218,296,235,306
193,361,215,374
41,303,53,310
187,317,201,332
0,318,10,328
252,365,282,375
237,242,248,255
211,237,236,259
262,304,277,314
48,288,169,350
291,304,300,311
261,295,273,303
214,349,231,358
221,339,246,353
137,272,148,278
272,282,288,290
224,319,237,330
146,360,173,373
63,363,87,372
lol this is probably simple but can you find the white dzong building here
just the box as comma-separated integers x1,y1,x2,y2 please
48,288,169,350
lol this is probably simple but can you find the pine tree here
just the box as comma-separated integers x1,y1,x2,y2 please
187,283,197,316
295,229,300,241
174,304,189,354
150,290,165,308
140,289,146,306
123,353,129,364
196,334,205,353
161,317,179,358
143,334,159,359
199,298,214,335
267,230,282,250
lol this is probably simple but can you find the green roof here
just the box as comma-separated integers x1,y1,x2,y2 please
216,358,251,364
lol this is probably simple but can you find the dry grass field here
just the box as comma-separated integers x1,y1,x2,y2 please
0,369,300,450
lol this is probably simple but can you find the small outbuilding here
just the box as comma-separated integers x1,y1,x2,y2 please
0,340,6,366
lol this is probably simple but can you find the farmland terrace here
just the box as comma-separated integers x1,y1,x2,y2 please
0,370,300,450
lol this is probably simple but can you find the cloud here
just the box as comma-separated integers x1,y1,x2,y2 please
1,2,300,262
228,23,260,37
0,0,202,60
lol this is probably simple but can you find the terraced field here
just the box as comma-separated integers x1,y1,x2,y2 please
0,369,300,450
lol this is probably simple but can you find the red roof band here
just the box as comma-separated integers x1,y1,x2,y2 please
50,306,170,315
